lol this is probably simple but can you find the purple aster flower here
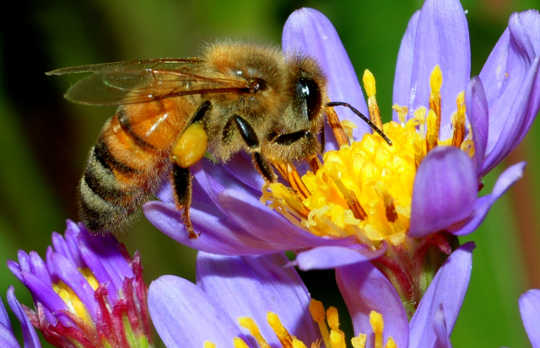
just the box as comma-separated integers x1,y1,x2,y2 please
148,252,319,348
149,246,472,348
519,289,540,348
0,287,41,348
7,220,153,348
144,1,538,305
336,243,474,348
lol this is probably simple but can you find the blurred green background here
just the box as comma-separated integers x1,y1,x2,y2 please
0,0,539,347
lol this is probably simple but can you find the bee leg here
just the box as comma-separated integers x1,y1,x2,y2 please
171,163,198,239
233,115,277,183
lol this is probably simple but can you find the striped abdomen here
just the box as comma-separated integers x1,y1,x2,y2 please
79,97,195,233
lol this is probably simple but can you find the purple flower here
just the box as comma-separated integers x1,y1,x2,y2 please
148,252,319,348
336,243,474,348
144,2,538,273
0,288,41,348
519,289,540,348
149,246,472,348
7,220,153,348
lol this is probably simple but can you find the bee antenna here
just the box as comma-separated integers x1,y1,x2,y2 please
326,101,392,146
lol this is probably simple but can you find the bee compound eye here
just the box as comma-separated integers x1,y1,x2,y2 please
296,78,322,121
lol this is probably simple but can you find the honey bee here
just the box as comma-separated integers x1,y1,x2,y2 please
48,42,390,237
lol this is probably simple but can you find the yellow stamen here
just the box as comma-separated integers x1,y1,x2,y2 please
351,334,367,348
370,311,384,348
292,338,308,348
385,338,397,348
429,65,442,145
233,337,250,348
53,280,93,325
204,341,217,348
80,268,99,291
309,300,331,348
325,106,350,147
267,312,293,348
238,317,271,348
425,109,439,152
363,70,383,129
326,307,340,330
262,68,476,251
451,91,466,147
392,105,408,124
330,329,347,348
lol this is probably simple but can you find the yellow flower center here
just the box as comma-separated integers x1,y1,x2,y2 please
52,267,99,326
261,66,475,248
205,300,395,348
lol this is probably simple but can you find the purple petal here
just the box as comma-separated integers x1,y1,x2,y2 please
196,252,319,346
466,77,489,173
432,304,453,348
393,10,420,121
0,326,18,348
217,187,351,250
282,8,370,149
336,262,408,348
28,251,52,287
393,0,470,133
148,275,240,348
223,153,265,193
46,252,98,321
409,147,477,237
143,200,279,255
77,241,122,303
409,243,474,348
7,287,41,348
481,57,540,174
519,289,540,348
0,299,11,330
479,10,540,174
11,271,70,325
294,245,386,271
452,161,525,235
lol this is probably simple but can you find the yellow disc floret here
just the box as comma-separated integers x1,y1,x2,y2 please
261,65,475,249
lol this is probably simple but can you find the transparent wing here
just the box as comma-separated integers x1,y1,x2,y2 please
46,58,249,106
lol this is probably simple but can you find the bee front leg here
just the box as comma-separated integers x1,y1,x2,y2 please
233,115,276,183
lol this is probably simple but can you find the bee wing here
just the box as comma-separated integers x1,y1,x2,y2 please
46,58,249,106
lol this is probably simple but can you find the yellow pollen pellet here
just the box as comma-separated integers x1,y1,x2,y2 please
173,122,208,168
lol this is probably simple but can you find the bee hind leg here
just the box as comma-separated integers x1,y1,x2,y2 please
171,163,198,239
232,115,276,182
